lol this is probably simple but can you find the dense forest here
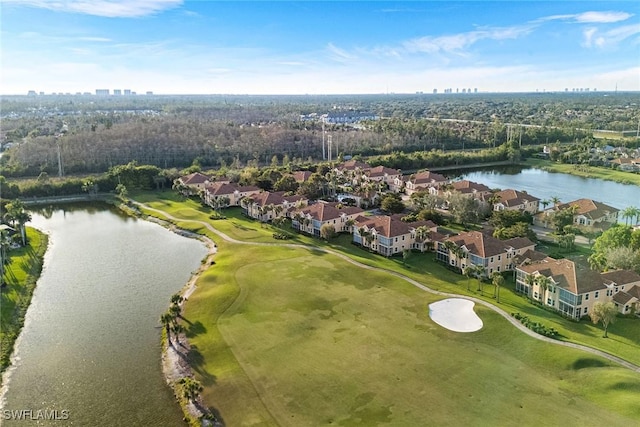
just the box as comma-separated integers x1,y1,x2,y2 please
1,92,637,177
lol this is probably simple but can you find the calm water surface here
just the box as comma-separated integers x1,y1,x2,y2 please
453,167,640,212
1,204,207,426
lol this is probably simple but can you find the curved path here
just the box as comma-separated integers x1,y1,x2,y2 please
134,201,640,373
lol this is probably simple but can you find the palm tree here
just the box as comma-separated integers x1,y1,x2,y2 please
550,196,561,209
621,206,635,225
474,265,486,294
179,377,203,404
4,200,31,246
524,273,536,297
491,272,505,303
536,275,551,305
160,312,174,344
540,199,550,210
170,293,184,306
463,266,474,291
171,323,185,346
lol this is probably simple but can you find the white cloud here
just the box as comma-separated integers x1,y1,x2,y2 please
403,25,533,54
326,43,357,63
1,0,183,18
541,11,633,24
583,23,640,48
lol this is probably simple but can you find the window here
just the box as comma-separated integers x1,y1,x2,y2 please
584,293,589,300
534,292,538,299
498,255,501,261
497,266,500,272
490,257,494,263
547,298,552,305
595,291,599,298
584,307,588,314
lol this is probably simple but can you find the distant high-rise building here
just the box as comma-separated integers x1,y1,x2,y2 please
27,90,37,96
474,88,478,93
124,89,131,95
96,89,110,96
146,91,153,95
433,88,438,94
113,89,122,95
39,92,45,96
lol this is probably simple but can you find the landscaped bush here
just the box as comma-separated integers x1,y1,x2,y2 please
272,232,291,240
511,312,559,338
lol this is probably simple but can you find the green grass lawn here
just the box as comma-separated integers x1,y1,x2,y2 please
185,243,639,426
129,192,640,425
526,158,640,186
0,227,48,375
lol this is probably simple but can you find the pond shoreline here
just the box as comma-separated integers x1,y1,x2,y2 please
120,203,220,426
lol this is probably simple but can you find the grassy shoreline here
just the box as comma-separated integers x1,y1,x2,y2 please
526,158,640,186
130,192,639,425
0,227,48,381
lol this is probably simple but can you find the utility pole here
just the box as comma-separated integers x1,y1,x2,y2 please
56,138,64,177
327,134,333,162
322,117,326,160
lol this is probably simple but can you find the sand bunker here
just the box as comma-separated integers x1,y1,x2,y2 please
429,298,483,332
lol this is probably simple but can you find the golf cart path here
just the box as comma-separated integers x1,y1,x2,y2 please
134,201,640,374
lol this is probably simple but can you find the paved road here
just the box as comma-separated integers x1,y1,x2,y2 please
532,225,590,245
133,201,640,374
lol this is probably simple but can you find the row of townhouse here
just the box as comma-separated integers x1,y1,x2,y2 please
436,231,536,277
242,191,308,221
515,251,640,318
352,214,445,256
291,202,364,237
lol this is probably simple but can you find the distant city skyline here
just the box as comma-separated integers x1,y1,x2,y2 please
1,1,639,95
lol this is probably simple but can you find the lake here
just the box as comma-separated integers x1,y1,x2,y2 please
451,166,639,212
0,204,207,426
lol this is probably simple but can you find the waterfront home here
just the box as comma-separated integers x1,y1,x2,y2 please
400,170,449,196
336,160,371,174
365,166,402,190
352,215,444,256
291,202,364,237
203,182,261,208
534,198,619,228
609,157,640,172
176,172,213,195
437,231,535,275
515,257,640,319
491,189,540,214
441,180,492,200
242,191,308,222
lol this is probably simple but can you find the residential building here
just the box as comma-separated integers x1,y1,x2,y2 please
243,191,308,222
291,170,313,183
437,231,535,275
491,189,540,214
534,198,619,228
292,202,363,237
442,180,491,200
515,258,640,319
336,160,371,174
365,166,402,189
602,270,640,315
352,215,443,256
400,170,449,196
203,182,260,208
176,172,215,195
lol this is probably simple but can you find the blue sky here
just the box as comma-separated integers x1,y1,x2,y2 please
1,1,638,94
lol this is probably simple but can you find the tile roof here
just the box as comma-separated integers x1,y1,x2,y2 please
296,202,363,222
180,172,211,185
446,231,535,258
337,160,371,171
367,165,401,178
407,170,447,185
292,171,313,183
450,180,491,194
556,198,619,220
492,189,540,206
205,182,260,196
354,214,436,238
247,191,307,207
518,257,607,294
600,270,640,286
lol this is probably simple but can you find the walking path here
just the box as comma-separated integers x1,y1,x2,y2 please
133,201,640,374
